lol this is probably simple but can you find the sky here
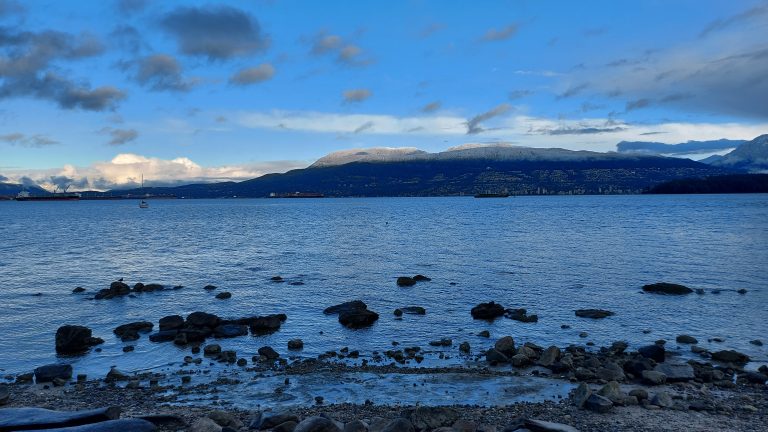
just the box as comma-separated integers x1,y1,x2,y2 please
1,0,767,190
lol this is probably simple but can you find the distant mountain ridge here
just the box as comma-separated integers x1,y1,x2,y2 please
703,134,768,172
112,144,727,198
616,139,744,156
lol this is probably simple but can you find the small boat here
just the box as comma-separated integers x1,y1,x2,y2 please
474,192,510,198
138,174,149,208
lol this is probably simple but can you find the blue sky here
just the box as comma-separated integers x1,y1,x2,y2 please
1,0,767,189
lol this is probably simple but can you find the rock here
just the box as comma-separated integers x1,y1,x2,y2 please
574,309,614,319
675,335,698,344
629,388,648,400
288,339,304,350
397,277,417,287
638,344,665,362
750,339,763,346
34,364,73,382
737,288,747,294
72,287,86,293
654,362,695,382
245,314,286,334
471,302,505,320
113,321,154,341
213,324,248,338
294,416,342,432
485,348,509,364
380,418,414,432
251,412,301,430
642,282,693,295
324,300,368,315
344,420,369,432
403,406,459,431
505,308,538,323
459,342,471,354
711,350,750,364
539,346,561,367
274,421,299,432
148,330,178,342
14,419,156,432
571,383,591,408
339,309,379,328
642,370,667,385
743,372,767,384
394,309,403,317
0,384,9,405
204,285,217,290
204,344,222,356
511,353,529,367
429,338,452,347
105,367,129,382
523,419,580,432
0,407,121,430
186,312,220,328
412,274,431,282
258,346,280,360
399,306,426,315
596,362,625,382
215,292,232,300
209,411,243,429
584,394,613,413
56,325,101,354
596,381,624,402
651,392,674,408
494,336,516,356
191,417,223,432
478,330,490,338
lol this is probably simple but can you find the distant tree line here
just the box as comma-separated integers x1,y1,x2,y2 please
646,174,768,194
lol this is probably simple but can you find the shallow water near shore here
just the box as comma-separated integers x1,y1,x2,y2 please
0,195,767,381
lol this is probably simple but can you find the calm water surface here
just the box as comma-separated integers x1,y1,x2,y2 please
0,195,766,378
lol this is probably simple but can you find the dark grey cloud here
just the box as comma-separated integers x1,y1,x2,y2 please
0,132,58,147
508,90,533,100
580,102,605,112
540,126,626,135
625,98,651,112
308,31,373,67
342,88,371,103
0,0,24,17
466,104,510,134
419,23,445,38
160,5,269,60
110,25,149,54
480,24,518,42
557,83,589,99
337,44,373,66
133,54,196,92
353,121,374,134
49,175,88,190
700,4,768,38
230,63,275,85
617,139,745,155
421,101,442,113
116,0,147,15
99,127,138,146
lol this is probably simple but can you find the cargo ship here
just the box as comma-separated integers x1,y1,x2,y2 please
15,191,80,201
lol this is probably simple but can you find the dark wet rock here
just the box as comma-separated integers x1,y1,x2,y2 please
234,314,286,335
0,407,128,431
214,324,248,338
511,353,529,367
72,287,86,293
403,406,459,431
638,344,665,362
478,330,490,338
505,308,538,323
394,309,403,317
596,362,625,382
159,315,185,331
494,336,516,356
521,419,579,432
190,417,222,432
485,348,509,364
737,288,747,294
380,418,414,432
642,282,693,295
396,277,416,287
271,276,284,282
339,309,379,328
113,321,153,341
471,302,505,320
105,367,129,382
258,346,280,360
654,362,695,382
143,283,164,291
215,291,232,300
186,312,221,328
324,300,368,315
608,340,628,355
288,339,304,350
204,344,222,356
0,384,9,405
294,416,341,432
584,394,613,413
750,339,763,346
343,420,367,432
209,411,243,429
429,338,452,347
149,330,178,342
459,342,471,354
56,325,101,354
596,381,624,403
204,285,217,291
571,383,592,408
399,306,426,315
711,350,750,364
675,335,698,344
642,370,667,385
251,412,301,430
574,309,614,319
742,372,767,384
651,391,674,408
122,346,134,353
412,274,431,282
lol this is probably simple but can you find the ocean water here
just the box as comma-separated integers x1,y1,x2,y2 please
0,195,766,379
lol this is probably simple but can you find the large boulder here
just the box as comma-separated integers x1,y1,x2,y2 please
654,362,695,382
213,324,248,338
294,416,342,432
539,346,561,367
574,309,614,319
638,344,666,362
34,364,73,383
250,412,300,430
0,407,123,431
381,419,415,432
113,322,154,341
470,302,505,320
494,336,516,356
485,348,509,364
56,325,101,354
402,406,459,431
324,300,368,315
396,277,417,287
584,394,613,413
186,312,220,328
149,330,178,342
642,282,693,295
675,334,698,344
339,309,379,328
159,315,185,331
711,350,750,364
